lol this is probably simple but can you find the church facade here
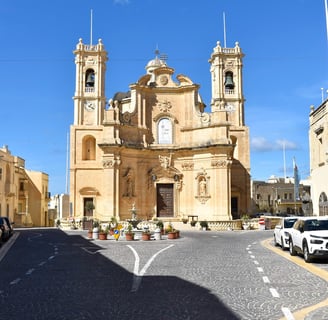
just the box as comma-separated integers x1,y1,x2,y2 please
69,38,250,222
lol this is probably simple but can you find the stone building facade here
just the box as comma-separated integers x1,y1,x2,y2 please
69,38,250,222
309,102,328,216
0,145,50,226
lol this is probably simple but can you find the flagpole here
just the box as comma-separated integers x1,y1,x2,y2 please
223,12,227,48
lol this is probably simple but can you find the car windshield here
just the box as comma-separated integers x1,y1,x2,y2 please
284,218,297,228
304,219,328,231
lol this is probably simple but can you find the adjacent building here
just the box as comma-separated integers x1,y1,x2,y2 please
251,176,311,216
309,101,328,216
0,145,50,226
69,38,251,223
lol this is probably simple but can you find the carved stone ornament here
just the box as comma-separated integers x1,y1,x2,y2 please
160,75,168,85
159,155,171,169
103,160,114,168
211,160,227,168
157,100,172,113
182,162,194,171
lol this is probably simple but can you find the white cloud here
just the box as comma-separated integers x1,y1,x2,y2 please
251,137,297,152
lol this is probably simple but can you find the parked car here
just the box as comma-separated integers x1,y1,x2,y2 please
0,217,13,237
288,217,328,263
273,217,298,250
0,217,11,241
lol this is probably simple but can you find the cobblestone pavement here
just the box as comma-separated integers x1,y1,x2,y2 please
0,228,327,320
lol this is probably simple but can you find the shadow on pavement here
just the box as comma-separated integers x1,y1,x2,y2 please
0,228,239,320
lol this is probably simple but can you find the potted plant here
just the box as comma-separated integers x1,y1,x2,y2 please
165,223,178,239
200,220,208,231
109,216,118,235
98,225,108,240
182,218,188,224
241,215,250,230
156,220,164,234
125,223,135,241
92,220,100,239
190,220,197,227
141,228,151,241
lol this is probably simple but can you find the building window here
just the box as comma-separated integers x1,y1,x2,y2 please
158,118,172,144
0,168,2,180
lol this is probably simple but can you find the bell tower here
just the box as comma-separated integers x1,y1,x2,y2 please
209,41,245,127
73,38,108,126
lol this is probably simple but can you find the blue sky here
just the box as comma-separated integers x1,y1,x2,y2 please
0,0,327,195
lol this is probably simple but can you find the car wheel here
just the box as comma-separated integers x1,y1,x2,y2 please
289,238,296,256
303,243,312,263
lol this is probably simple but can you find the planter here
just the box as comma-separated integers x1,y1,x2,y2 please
125,233,134,241
167,231,177,239
87,231,93,239
99,232,107,240
141,233,151,241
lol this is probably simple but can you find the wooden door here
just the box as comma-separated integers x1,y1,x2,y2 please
157,184,174,217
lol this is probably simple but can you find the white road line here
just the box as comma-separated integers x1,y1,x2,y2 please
250,255,255,259
248,251,252,254
262,276,270,283
270,288,280,298
128,244,174,292
48,255,55,260
26,268,35,275
257,267,264,272
10,278,21,285
39,261,46,266
254,260,259,265
281,307,295,320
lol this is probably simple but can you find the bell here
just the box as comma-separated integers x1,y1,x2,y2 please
224,73,234,89
86,72,95,87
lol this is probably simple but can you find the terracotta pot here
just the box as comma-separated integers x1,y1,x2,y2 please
167,232,177,239
99,232,107,240
87,231,93,239
142,233,151,241
125,233,134,241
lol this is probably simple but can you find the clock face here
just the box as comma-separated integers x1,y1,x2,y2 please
84,101,95,111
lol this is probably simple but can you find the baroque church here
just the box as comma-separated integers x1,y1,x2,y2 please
69,37,250,222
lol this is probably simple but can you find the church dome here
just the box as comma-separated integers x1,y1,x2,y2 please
145,50,167,74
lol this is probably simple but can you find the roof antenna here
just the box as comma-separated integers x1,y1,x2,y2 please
90,9,93,46
223,12,227,48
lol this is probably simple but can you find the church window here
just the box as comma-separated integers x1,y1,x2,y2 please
85,69,95,89
224,71,234,90
158,118,172,144
82,136,96,160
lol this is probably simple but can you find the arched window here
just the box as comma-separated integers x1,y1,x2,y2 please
224,71,234,90
85,69,95,88
319,192,328,216
82,136,96,160
158,118,172,144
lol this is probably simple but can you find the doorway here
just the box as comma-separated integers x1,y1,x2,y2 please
157,184,174,217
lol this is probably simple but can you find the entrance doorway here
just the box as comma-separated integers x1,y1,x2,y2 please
157,184,174,217
231,197,238,219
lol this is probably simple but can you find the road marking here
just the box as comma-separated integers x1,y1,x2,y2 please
48,255,55,260
10,278,21,285
254,260,259,265
26,268,35,275
128,244,174,292
248,251,252,254
250,255,255,259
262,276,270,283
39,261,46,266
270,288,280,298
257,267,264,272
281,307,295,320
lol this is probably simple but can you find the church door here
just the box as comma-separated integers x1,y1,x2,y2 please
157,184,174,217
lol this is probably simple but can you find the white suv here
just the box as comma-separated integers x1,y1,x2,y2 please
288,217,328,263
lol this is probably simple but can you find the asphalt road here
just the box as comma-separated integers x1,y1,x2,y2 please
0,229,327,320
